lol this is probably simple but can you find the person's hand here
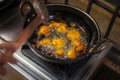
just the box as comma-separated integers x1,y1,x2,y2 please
0,42,19,76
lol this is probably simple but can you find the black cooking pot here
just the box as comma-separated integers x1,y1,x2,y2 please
28,4,101,64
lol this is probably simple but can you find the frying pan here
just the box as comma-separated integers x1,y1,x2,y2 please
25,4,101,64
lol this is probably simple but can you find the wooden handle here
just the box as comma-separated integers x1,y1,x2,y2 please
15,0,48,48
15,16,42,46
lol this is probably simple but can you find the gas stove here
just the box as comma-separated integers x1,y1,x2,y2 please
20,43,112,80
0,3,120,80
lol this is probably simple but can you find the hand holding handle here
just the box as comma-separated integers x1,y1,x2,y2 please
0,0,49,75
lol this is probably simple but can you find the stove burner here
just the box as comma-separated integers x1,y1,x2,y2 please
21,42,120,80
21,44,91,80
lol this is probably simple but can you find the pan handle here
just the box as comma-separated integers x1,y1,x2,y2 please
89,39,110,54
20,0,37,27
19,0,48,27
20,1,35,17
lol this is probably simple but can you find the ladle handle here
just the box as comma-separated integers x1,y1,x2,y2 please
89,39,109,55
16,17,41,45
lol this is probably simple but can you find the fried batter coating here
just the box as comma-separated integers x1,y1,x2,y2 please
67,29,80,40
37,38,51,46
67,49,76,59
49,21,68,33
56,23,68,33
55,49,65,56
49,21,60,28
38,26,51,36
72,40,84,51
52,38,65,49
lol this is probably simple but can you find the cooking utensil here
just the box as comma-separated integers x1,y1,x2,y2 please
16,0,49,46
27,4,101,64
0,0,49,56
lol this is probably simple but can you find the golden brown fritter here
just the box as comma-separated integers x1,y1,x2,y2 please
52,38,65,49
49,21,60,28
37,38,51,46
55,49,65,56
56,23,68,33
67,29,81,41
36,20,85,59
38,26,51,36
72,40,84,51
67,49,76,59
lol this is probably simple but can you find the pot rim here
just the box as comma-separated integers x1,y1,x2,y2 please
28,4,102,64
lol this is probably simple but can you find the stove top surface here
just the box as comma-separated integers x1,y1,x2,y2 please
21,43,113,80
21,44,90,80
